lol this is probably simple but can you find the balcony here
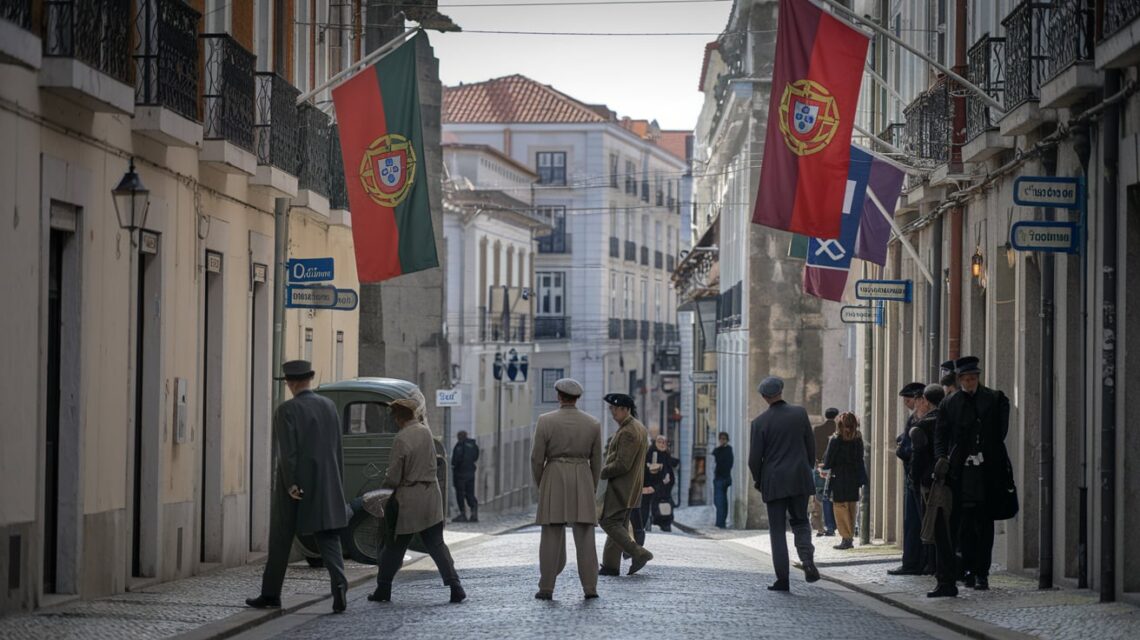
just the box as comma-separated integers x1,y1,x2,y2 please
40,0,134,113
295,103,333,217
534,316,570,340
1041,0,1097,108
199,34,255,174
609,236,620,258
640,246,649,266
328,125,350,224
484,310,530,343
1097,0,1140,68
902,80,952,202
0,0,41,68
608,318,621,340
250,72,301,196
133,0,201,147
1000,1,1054,136
963,35,1011,163
655,250,664,270
624,241,636,262
538,230,571,254
623,319,637,340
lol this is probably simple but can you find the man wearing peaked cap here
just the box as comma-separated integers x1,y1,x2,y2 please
940,360,958,394
889,381,928,576
598,393,653,577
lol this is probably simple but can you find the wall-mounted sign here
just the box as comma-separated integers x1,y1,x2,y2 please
1013,176,1081,209
333,288,359,311
691,371,717,384
285,284,337,309
435,389,462,407
1010,221,1080,254
206,251,223,274
855,279,912,303
287,257,335,283
840,305,883,324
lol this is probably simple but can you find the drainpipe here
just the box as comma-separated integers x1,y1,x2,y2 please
1072,122,1091,590
929,221,942,379
1099,68,1120,604
1039,150,1057,590
948,0,967,361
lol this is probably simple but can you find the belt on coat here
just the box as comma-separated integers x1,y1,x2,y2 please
549,457,589,464
399,480,436,487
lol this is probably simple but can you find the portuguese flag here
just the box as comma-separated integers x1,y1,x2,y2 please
332,32,439,283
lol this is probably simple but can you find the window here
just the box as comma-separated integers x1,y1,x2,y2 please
641,278,648,321
610,204,619,239
624,274,633,319
655,221,662,251
625,209,633,241
304,327,313,361
610,272,617,317
345,402,399,435
642,215,649,247
667,228,674,257
609,153,619,188
537,205,567,253
625,160,637,194
655,282,662,322
537,271,565,316
541,368,565,403
536,152,566,185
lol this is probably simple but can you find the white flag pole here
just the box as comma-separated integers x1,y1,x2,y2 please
866,186,935,285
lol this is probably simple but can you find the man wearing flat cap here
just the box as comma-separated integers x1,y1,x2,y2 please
247,361,349,613
748,377,820,591
929,356,1015,597
890,382,927,576
530,378,604,600
598,393,653,577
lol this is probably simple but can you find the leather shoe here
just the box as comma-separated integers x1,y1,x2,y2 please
802,562,820,583
534,590,553,600
452,513,468,523
332,584,347,613
833,539,854,550
245,595,281,609
450,583,467,603
962,573,976,588
584,592,599,600
927,583,959,598
973,576,989,590
628,551,653,575
815,531,826,537
768,579,790,591
887,566,923,576
598,565,620,577
367,583,391,602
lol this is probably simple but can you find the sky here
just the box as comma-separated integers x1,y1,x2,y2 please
427,0,734,130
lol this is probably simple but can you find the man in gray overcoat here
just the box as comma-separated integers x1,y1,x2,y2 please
247,360,348,613
531,378,603,600
748,376,820,591
598,393,653,576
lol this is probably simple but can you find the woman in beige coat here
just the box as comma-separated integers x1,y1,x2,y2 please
368,397,466,604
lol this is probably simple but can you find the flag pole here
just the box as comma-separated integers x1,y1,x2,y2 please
866,186,934,285
295,28,421,106
851,126,926,176
819,0,1004,115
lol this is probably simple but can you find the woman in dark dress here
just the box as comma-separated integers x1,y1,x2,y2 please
643,435,678,532
822,412,866,550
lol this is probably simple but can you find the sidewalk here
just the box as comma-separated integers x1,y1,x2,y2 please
0,510,536,640
675,506,1140,640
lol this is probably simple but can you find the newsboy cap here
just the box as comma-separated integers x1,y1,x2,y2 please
275,360,315,381
758,376,784,397
554,378,583,397
923,384,945,406
955,356,982,376
603,393,636,409
898,382,926,398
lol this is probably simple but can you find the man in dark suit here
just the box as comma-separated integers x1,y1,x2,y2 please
451,431,480,522
247,360,349,613
748,376,820,591
890,382,927,576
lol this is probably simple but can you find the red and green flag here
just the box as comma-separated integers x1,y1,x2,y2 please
332,33,438,283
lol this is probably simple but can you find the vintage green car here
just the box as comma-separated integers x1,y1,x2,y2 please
294,377,447,565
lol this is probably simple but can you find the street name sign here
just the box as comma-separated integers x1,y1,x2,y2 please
287,257,335,283
1010,221,1080,254
435,389,462,407
855,279,912,303
840,305,882,324
285,284,336,309
333,288,359,311
691,371,717,384
1013,176,1081,209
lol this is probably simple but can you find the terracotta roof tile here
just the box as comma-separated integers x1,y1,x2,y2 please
443,74,610,124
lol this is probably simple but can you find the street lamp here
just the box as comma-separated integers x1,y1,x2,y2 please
112,158,150,243
971,247,984,280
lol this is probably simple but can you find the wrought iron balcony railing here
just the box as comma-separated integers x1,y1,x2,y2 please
609,236,620,258
201,34,254,151
903,77,952,164
45,0,132,84
2,0,33,30
624,241,636,261
538,231,571,254
623,319,637,340
608,318,621,340
255,72,301,171
966,35,1005,142
1104,0,1140,39
297,104,332,196
534,316,570,340
1047,0,1094,80
134,0,200,121
1002,0,1050,110
328,125,348,210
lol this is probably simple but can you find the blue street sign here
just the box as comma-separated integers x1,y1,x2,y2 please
287,257,335,283
285,284,337,309
1013,176,1081,209
1010,221,1080,254
854,279,912,303
332,288,359,311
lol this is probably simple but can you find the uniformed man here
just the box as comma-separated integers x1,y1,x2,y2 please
598,393,654,577
940,360,958,396
889,382,927,576
531,378,603,600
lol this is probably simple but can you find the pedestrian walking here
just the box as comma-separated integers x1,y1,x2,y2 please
645,435,678,532
451,430,480,523
748,377,820,591
369,395,466,604
246,360,349,613
910,384,944,575
530,378,604,600
712,432,734,528
822,412,866,550
889,382,926,576
598,393,655,578
811,409,838,537
929,356,1016,597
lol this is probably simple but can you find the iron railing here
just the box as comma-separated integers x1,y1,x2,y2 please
538,230,571,254
534,317,570,340
609,236,620,258
1002,1,1050,110
134,0,200,120
625,241,636,261
297,104,332,196
1104,0,1140,39
44,0,132,84
201,34,254,151
328,125,348,210
903,78,952,163
623,319,637,340
965,35,1005,141
1,0,33,30
255,72,301,171
608,318,621,340
1047,0,1094,79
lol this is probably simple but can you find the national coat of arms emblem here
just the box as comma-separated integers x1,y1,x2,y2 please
778,79,841,156
359,133,417,207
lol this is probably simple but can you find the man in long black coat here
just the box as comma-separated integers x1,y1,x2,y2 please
451,431,480,522
929,356,1011,597
247,360,349,612
748,376,820,591
890,382,927,576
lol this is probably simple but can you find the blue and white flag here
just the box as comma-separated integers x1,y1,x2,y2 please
803,146,873,301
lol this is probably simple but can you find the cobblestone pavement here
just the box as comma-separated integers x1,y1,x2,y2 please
244,526,967,640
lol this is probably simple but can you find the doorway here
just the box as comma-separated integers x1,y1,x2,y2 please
201,251,224,563
249,265,270,552
132,233,162,577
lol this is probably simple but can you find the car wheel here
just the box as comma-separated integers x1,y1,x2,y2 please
344,509,382,565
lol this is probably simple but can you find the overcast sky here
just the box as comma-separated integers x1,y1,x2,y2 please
428,0,733,130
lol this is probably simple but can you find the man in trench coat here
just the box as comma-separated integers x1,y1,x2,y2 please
247,360,348,613
531,378,604,600
598,393,653,577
